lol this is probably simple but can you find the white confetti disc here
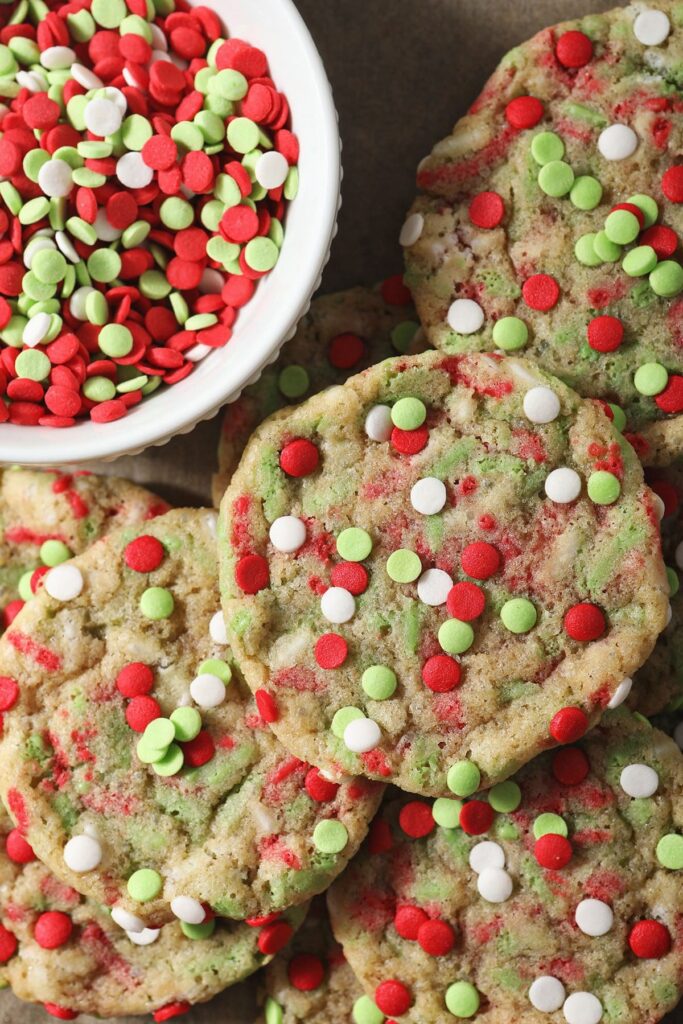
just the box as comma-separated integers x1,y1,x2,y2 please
23,312,51,348
71,63,103,89
417,568,453,607
38,158,73,198
40,45,77,70
544,467,581,504
343,716,381,753
447,298,485,335
84,97,123,137
563,991,603,1024
94,207,123,242
190,673,226,709
633,9,671,45
63,834,102,873
620,763,659,798
170,895,205,925
69,285,95,321
652,493,665,521
55,230,80,264
468,840,505,874
575,898,614,936
477,867,513,903
523,386,561,424
45,564,83,601
321,587,355,624
607,677,632,709
269,515,307,553
255,150,290,190
111,906,145,934
411,477,447,515
116,151,154,189
529,976,566,1013
598,124,638,161
209,610,228,645
399,213,424,247
365,405,393,442
126,927,160,946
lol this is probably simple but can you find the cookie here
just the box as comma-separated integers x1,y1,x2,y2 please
0,805,306,1021
0,467,169,630
403,1,683,464
254,899,376,1024
0,508,383,929
212,279,422,506
218,349,667,797
327,709,683,1024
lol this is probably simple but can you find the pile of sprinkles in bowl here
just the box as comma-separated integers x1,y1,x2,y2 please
0,0,298,427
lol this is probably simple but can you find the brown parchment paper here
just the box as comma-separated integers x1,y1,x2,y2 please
2,1,680,1021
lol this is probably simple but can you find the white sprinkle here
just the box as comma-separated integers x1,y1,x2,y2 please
417,568,453,607
607,677,632,709
71,64,103,90
255,151,289,190
40,46,76,70
411,477,447,515
343,716,381,753
150,22,168,50
170,896,205,925
563,992,603,1024
37,158,73,199
477,867,513,903
190,673,226,709
111,906,145,934
598,124,638,161
45,564,83,602
94,208,122,242
102,86,127,115
23,312,51,348
70,286,95,321
469,840,505,874
575,899,614,936
675,539,683,570
447,298,485,335
126,927,160,946
399,213,424,247
634,9,671,46
16,70,47,92
84,97,123,138
63,834,102,873
185,343,212,363
123,65,147,90
116,151,154,190
529,976,566,1013
209,610,228,645
666,602,673,626
269,515,306,553
55,230,80,264
365,404,393,442
320,587,355,624
523,386,561,423
620,763,659,798
544,467,581,504
652,493,665,521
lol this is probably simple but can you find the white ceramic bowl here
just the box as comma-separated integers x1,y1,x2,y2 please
0,0,340,465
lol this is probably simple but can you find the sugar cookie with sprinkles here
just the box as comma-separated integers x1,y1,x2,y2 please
327,709,683,1024
0,508,383,929
218,349,668,797
0,467,168,631
0,805,306,1021
212,279,423,506
403,1,683,464
253,898,377,1024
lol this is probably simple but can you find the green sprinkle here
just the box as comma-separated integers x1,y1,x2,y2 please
667,566,679,597
181,918,216,940
170,706,202,742
361,665,397,700
83,376,116,403
265,997,284,1024
438,619,474,655
121,113,153,152
391,320,419,354
227,116,260,154
500,598,537,634
337,527,372,562
331,706,364,739
492,316,528,351
185,313,217,331
14,348,49,381
160,196,194,231
656,833,683,869
140,270,172,300
40,539,71,567
67,216,97,246
32,248,67,284
127,868,162,903
530,131,564,165
570,175,603,210
244,237,279,272
650,260,683,298
98,323,133,358
445,981,480,1018
152,743,184,777
18,196,50,225
312,818,349,854
622,245,657,278
575,233,602,267
627,193,658,228
488,781,522,813
139,587,174,620
18,571,33,602
634,362,668,396
432,797,463,828
198,658,232,683
144,718,175,750
587,470,621,505
391,396,427,430
533,812,568,839
608,404,626,432
604,209,640,245
447,761,481,797
210,68,248,100
136,737,167,764
538,160,574,197
284,166,299,201
122,220,150,248
386,549,421,583
278,364,309,398
352,995,385,1024
87,248,122,283
593,230,622,263
85,290,109,326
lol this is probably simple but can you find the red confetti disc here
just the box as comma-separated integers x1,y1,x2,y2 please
235,553,270,594
6,828,35,864
628,920,671,959
304,767,339,802
0,675,18,711
398,801,435,839
534,833,573,869
394,905,428,940
459,800,494,835
555,30,593,68
640,224,678,259
181,730,215,768
564,603,606,641
314,633,348,669
417,919,455,957
587,316,624,353
469,191,505,229
504,96,544,130
328,332,365,369
43,1006,78,1022
381,274,412,306
374,980,412,1017
552,746,590,786
124,535,165,573
550,707,589,744
258,920,293,956
280,438,319,477
255,688,278,722
125,695,161,733
461,541,501,580
0,924,16,963
288,953,325,991
662,165,683,203
446,581,485,621
390,425,429,455
421,654,462,693
34,911,73,950
116,662,154,698
655,375,683,414
522,273,560,311
331,562,368,594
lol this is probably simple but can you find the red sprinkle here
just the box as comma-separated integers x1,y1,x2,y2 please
460,541,500,580
587,316,624,353
640,224,678,259
555,30,593,68
564,603,606,642
116,662,154,698
459,800,494,835
550,707,589,744
552,746,590,786
398,801,435,838
304,767,339,802
288,953,325,991
421,654,461,693
6,828,35,864
314,633,348,669
328,333,365,369
255,688,278,723
505,96,544,130
258,920,293,955
152,1003,191,1023
390,425,429,455
522,273,560,311
628,920,671,959
394,904,428,940
43,1007,78,1022
125,695,161,733
124,535,165,573
34,911,73,949
331,562,368,595
280,438,319,477
534,833,573,870
374,980,412,1017
655,375,683,414
235,553,270,594
181,730,215,768
662,165,683,203
0,924,16,963
417,918,455,957
446,581,485,621
0,675,19,711
469,191,505,229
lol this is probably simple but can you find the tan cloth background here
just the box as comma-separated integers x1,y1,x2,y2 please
1,1,681,1021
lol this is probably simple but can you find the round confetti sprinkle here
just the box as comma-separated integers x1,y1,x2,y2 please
587,471,621,505
523,386,560,423
469,191,505,228
422,654,462,693
620,763,659,798
337,527,373,562
139,587,174,620
564,603,605,642
628,920,671,959
656,834,683,870
444,981,480,1019
399,801,435,839
386,549,422,583
320,587,355,624
312,819,348,853
411,477,447,515
575,899,614,937
269,516,307,553
634,9,671,46
362,665,398,700
555,29,593,67
343,716,381,754
461,541,500,580
563,992,603,1024
598,123,638,161
550,707,588,743
488,781,522,813
417,568,453,606
447,760,481,797
545,467,581,504
447,298,485,335
438,618,474,655
529,976,566,1013
469,840,505,873
500,598,537,634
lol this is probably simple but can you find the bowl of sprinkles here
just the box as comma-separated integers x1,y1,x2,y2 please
0,0,340,462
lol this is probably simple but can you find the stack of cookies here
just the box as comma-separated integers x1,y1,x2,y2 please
0,2,682,1023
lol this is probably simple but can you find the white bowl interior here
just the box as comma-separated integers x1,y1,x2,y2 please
0,0,340,464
